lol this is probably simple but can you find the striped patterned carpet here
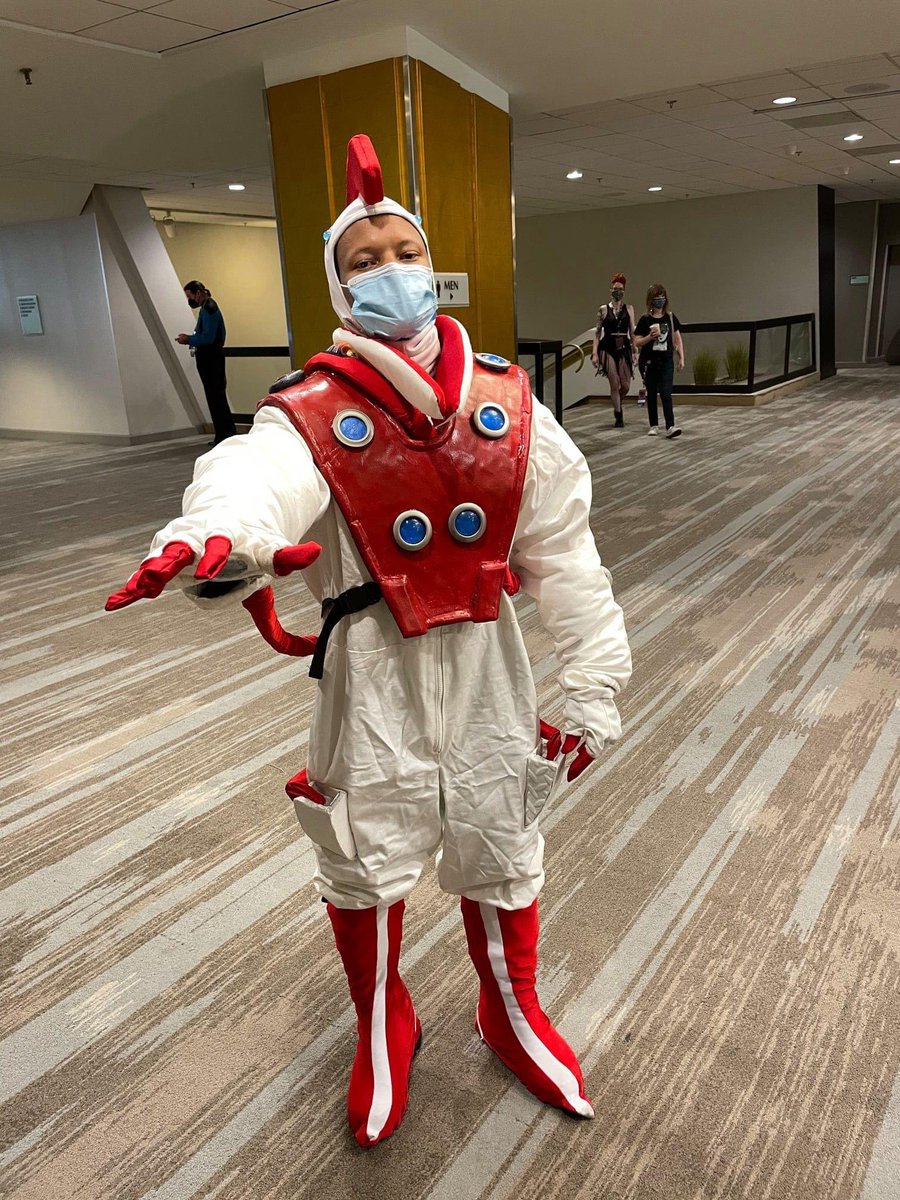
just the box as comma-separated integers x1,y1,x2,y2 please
1,368,898,1200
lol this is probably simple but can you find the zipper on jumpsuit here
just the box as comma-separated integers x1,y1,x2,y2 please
434,627,445,756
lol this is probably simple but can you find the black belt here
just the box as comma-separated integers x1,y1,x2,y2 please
309,582,383,680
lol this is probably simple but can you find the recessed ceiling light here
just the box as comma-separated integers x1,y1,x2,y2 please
890,158,900,164
843,133,864,142
773,96,797,106
648,186,663,192
228,183,246,191
566,169,583,180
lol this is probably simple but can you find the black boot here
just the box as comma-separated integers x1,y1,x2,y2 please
614,409,624,428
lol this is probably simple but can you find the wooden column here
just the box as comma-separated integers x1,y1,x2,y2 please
266,57,514,367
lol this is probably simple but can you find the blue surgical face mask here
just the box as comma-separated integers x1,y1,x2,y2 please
346,262,437,340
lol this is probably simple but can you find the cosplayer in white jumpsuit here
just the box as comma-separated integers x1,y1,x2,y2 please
108,136,631,1148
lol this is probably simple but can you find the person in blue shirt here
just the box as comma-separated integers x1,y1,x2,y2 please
176,280,236,444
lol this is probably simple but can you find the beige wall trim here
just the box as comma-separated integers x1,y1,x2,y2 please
0,426,201,446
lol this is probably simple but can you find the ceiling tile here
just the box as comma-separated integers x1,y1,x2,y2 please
710,73,806,100
146,0,293,30
548,100,648,125
514,115,577,137
795,56,895,86
77,10,216,50
630,86,725,112
0,0,125,32
849,96,900,119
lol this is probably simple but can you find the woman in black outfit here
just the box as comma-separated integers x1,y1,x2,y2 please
633,283,683,439
591,273,636,428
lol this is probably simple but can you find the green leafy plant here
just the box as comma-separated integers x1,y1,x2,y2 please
692,348,720,387
724,340,750,382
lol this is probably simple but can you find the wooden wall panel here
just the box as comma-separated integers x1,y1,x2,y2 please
266,76,332,365
413,61,477,345
319,59,409,223
473,94,515,359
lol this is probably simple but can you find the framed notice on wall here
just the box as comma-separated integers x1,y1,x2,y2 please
17,295,43,335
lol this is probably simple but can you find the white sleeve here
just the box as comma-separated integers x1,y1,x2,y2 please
146,406,331,593
511,399,632,749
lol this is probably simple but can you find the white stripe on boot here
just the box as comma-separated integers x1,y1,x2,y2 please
480,902,594,1118
367,905,392,1141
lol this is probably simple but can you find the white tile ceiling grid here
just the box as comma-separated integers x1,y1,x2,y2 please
514,53,900,215
2,18,900,218
0,0,312,51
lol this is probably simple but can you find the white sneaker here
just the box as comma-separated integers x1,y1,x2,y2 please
647,427,658,436
665,426,682,439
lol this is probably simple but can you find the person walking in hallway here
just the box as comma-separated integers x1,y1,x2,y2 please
633,283,683,438
176,280,236,445
592,273,636,428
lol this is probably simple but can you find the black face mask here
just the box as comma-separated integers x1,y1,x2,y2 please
651,298,666,310
611,289,624,301
187,298,201,309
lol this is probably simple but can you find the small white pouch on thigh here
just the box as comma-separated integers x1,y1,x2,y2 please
286,772,358,860
524,745,566,826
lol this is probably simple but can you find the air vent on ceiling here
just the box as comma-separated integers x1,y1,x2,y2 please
842,143,900,158
782,112,860,129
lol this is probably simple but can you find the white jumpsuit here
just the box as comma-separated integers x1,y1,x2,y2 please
148,393,631,910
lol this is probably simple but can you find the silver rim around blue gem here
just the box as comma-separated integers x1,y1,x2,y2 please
448,502,487,543
473,401,510,439
393,510,433,551
332,409,374,448
475,352,510,372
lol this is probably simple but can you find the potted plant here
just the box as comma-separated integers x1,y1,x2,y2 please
692,348,719,387
725,341,749,382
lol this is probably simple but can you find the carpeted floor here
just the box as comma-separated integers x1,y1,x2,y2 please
0,369,898,1200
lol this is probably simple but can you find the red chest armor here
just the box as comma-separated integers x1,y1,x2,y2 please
262,357,532,638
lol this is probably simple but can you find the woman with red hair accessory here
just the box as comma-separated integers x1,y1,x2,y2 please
591,274,636,429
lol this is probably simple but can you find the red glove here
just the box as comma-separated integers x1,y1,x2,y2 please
105,540,197,611
106,537,323,612
562,733,594,783
272,542,322,576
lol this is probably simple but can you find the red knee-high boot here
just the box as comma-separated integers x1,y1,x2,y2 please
327,901,422,1147
460,897,593,1118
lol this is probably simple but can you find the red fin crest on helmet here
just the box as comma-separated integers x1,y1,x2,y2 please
346,134,384,206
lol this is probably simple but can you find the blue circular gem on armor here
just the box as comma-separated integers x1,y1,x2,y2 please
333,408,374,448
448,502,487,543
339,414,369,442
399,517,428,545
454,509,483,538
480,406,505,431
474,351,511,373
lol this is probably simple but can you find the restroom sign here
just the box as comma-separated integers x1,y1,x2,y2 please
435,273,469,307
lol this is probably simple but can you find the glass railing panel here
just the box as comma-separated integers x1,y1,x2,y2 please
225,355,292,418
753,324,789,385
680,329,751,387
788,320,814,373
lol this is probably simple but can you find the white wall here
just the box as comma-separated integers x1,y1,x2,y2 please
87,186,206,437
0,212,129,438
0,189,205,443
515,187,820,342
